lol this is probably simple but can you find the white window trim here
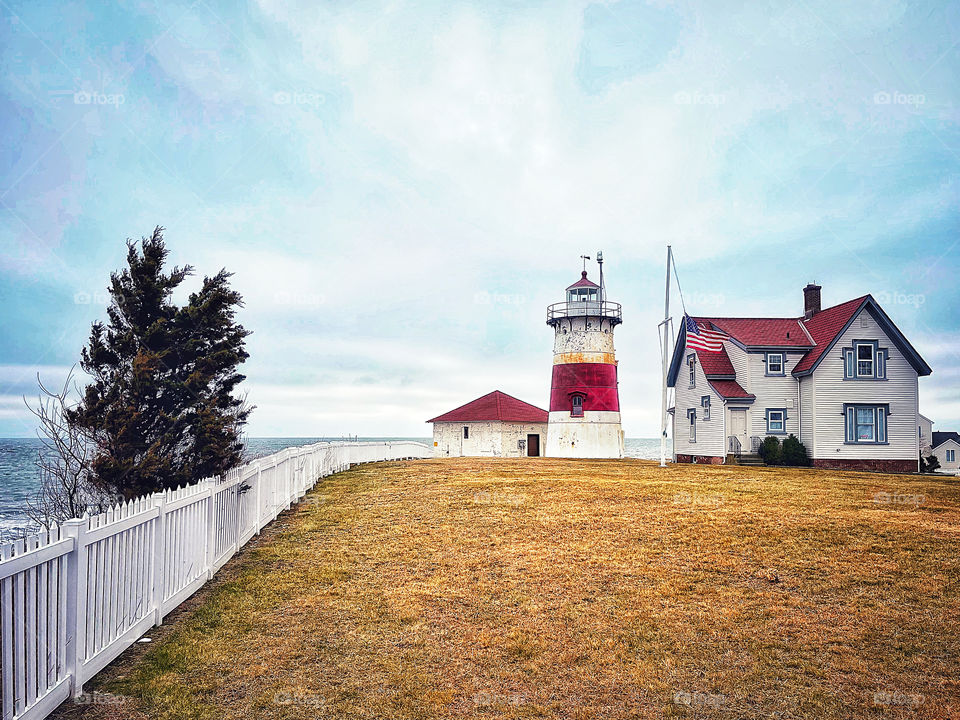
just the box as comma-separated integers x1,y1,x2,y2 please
766,353,784,375
767,410,785,433
856,343,875,378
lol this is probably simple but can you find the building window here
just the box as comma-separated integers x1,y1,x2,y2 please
701,396,711,420
463,426,469,439
843,342,887,380
843,404,888,444
766,353,784,375
687,409,696,442
947,449,956,463
687,355,696,388
766,409,786,434
856,343,874,377
571,395,584,417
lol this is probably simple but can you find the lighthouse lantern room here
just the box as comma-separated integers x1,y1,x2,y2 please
545,254,624,458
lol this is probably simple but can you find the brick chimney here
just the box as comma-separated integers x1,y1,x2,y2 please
803,283,822,319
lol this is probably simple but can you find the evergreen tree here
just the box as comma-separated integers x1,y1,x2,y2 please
68,227,251,498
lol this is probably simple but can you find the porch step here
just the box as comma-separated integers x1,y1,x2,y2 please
729,453,764,466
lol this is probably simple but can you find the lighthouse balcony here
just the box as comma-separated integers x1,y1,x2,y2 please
546,300,622,326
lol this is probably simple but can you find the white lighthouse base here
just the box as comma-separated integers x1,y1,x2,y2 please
545,411,624,458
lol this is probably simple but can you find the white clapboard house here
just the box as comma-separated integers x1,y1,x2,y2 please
931,431,960,473
667,284,932,472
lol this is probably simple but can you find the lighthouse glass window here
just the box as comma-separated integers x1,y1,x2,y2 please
571,395,584,417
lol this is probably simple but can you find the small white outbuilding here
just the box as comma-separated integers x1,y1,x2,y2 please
427,390,548,457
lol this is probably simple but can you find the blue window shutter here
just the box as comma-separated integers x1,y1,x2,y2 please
877,351,886,378
844,350,854,378
845,407,855,442
878,407,886,442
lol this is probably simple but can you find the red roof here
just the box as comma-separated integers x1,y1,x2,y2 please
791,296,867,374
708,380,755,399
695,344,736,377
704,318,812,348
671,292,929,388
427,390,548,423
567,271,599,290
692,295,869,376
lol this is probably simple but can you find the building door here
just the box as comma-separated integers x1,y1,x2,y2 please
527,434,540,457
730,409,748,453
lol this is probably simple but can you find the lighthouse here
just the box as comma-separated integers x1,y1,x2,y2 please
545,255,624,458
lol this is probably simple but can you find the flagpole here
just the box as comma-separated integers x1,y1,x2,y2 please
660,245,672,468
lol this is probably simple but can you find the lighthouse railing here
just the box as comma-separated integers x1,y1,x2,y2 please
546,300,622,324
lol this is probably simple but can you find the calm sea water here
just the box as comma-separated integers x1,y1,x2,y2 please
0,436,669,538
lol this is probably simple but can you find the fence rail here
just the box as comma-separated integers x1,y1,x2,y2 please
0,440,430,720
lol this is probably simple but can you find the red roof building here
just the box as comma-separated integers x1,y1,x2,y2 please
427,390,548,423
667,284,931,472
427,391,548,458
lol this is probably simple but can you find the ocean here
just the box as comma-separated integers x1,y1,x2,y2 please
0,436,670,539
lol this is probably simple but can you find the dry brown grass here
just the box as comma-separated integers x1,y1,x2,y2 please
64,459,960,719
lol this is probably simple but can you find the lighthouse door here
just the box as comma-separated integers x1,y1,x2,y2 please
527,434,540,457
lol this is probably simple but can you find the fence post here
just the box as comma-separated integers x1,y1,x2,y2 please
205,480,216,580
62,517,88,699
151,492,167,626
233,476,242,558
254,463,262,535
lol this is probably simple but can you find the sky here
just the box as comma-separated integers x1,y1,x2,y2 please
0,0,958,438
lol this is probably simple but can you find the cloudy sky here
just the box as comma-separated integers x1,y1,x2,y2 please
1,0,958,438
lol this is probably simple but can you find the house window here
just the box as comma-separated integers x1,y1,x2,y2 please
701,395,711,420
463,426,469,439
766,409,786,434
688,409,696,442
843,404,888,444
856,343,874,377
766,353,784,375
571,395,584,417
843,342,887,380
688,355,696,388
946,449,956,463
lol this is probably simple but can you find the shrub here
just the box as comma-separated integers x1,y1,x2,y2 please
781,434,810,466
922,453,941,473
758,436,782,465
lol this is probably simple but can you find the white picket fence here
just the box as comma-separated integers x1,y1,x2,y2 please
0,440,430,720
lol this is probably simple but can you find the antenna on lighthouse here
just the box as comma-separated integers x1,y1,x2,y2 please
596,250,604,304
580,254,591,272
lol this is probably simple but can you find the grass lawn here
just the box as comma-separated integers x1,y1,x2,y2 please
60,458,960,719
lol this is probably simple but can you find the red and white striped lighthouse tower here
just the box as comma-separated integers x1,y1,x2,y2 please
545,255,624,458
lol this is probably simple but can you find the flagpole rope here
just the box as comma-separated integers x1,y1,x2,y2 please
671,252,687,315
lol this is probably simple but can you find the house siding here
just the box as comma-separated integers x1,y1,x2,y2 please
799,374,815,450
932,439,960,472
810,306,919,465
727,343,751,392
747,352,801,440
672,350,725,460
433,421,548,457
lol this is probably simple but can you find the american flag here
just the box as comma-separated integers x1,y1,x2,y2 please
684,315,728,352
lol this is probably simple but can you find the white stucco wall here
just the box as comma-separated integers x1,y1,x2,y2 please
552,317,617,354
545,411,623,458
432,421,547,457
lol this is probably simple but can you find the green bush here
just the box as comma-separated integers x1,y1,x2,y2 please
758,436,782,465
781,434,810,466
